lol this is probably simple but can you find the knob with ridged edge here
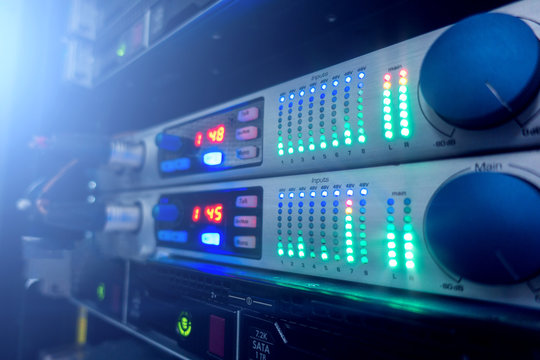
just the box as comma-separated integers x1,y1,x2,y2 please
419,13,540,129
424,172,540,284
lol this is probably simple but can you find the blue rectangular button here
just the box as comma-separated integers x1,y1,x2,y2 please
158,230,188,243
160,158,191,173
201,232,220,246
203,152,223,166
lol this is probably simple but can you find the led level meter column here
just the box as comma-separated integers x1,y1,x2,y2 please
398,69,411,138
383,73,393,140
403,197,415,269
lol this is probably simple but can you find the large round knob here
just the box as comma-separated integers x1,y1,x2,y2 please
425,172,540,284
419,13,540,129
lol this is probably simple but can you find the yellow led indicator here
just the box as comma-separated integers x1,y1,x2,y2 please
177,312,192,338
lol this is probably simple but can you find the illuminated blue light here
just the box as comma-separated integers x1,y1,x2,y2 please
321,83,327,90
158,230,187,243
358,72,365,79
201,232,220,246
310,87,316,93
310,191,316,198
333,190,340,197
279,193,285,199
360,188,368,196
332,80,339,87
345,76,352,83
322,190,328,197
289,192,294,199
299,90,305,96
279,96,285,102
346,189,353,196
203,151,223,166
299,192,305,198
289,93,295,100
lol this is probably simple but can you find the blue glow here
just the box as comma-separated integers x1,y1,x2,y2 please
299,192,305,198
160,158,191,173
279,96,285,102
333,190,340,197
360,188,368,196
322,190,328,197
203,151,223,166
387,198,395,205
359,72,365,79
321,83,327,90
310,87,316,93
345,76,352,83
201,232,220,246
332,80,339,87
289,93,295,100
347,189,353,196
299,90,305,96
158,230,187,243
289,192,294,199
310,191,316,198
279,193,284,199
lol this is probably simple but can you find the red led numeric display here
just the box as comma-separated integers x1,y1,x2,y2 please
194,132,203,147
192,206,201,222
205,204,223,223
207,125,225,144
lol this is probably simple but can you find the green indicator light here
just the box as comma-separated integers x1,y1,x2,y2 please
321,245,328,252
361,256,368,264
383,98,391,105
387,241,396,249
97,282,105,301
388,250,396,258
359,224,366,230
320,142,327,149
309,143,315,151
334,254,341,261
345,138,352,145
298,145,305,153
400,119,409,127
359,233,366,239
358,135,366,143
389,259,398,267
399,103,407,110
116,43,126,57
346,248,353,254
404,224,413,232
288,249,294,257
404,233,413,241
345,215,353,222
360,248,367,255
400,111,408,118
278,143,283,149
386,224,395,231
399,85,407,93
385,131,393,139
298,243,304,250
387,216,394,222
383,106,391,114
277,242,283,248
345,223,352,230
384,123,392,130
360,240,367,246
386,233,395,240
383,90,391,97
405,242,413,250
288,147,294,154
177,312,192,338
404,215,412,223
299,251,305,258
310,252,316,258
359,216,366,222
405,251,414,259
347,255,354,263
401,128,410,137
332,139,339,147
399,94,407,101
345,231,352,238
406,260,415,269
278,248,284,256
321,253,328,261
344,130,351,137
384,114,391,121
278,149,284,156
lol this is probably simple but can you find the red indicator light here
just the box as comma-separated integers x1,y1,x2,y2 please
383,73,391,82
204,204,223,223
399,69,408,78
192,206,201,222
207,125,225,144
346,199,353,207
195,132,203,147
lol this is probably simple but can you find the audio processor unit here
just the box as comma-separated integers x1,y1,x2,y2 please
96,0,540,191
96,149,540,310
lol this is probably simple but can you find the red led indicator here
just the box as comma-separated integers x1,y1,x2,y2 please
383,73,391,81
399,69,408,78
207,125,225,144
346,199,353,207
192,206,201,222
204,204,223,223
194,132,203,147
